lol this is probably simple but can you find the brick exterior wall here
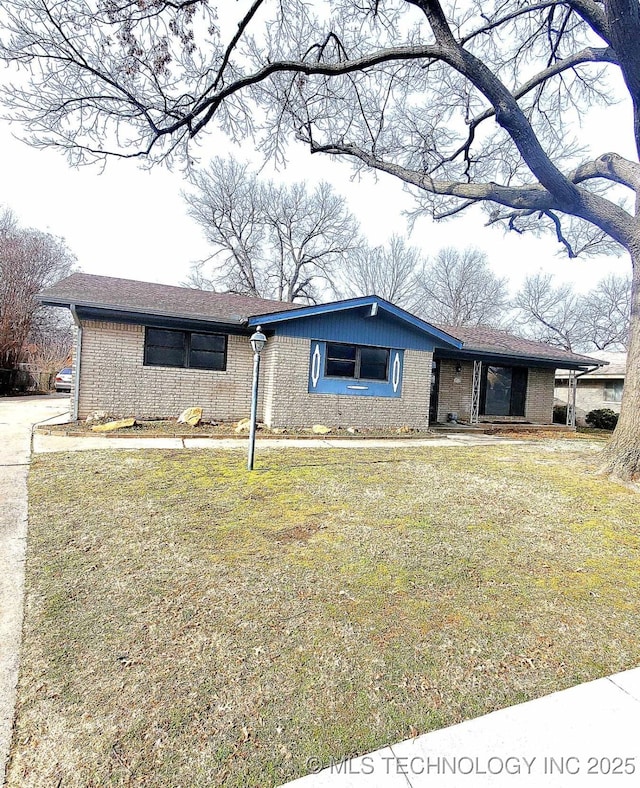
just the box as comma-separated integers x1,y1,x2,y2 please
73,320,556,427
75,320,256,420
262,335,432,429
525,368,556,423
436,360,473,423
555,379,623,425
74,322,433,427
436,360,555,424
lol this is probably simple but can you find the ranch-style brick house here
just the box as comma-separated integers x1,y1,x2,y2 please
40,273,604,429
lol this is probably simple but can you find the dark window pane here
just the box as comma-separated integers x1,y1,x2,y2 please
359,347,389,380
604,380,624,402
191,333,226,352
146,328,185,348
510,367,528,416
189,350,226,370
483,366,512,416
327,343,357,361
145,328,186,367
146,346,185,367
326,359,357,378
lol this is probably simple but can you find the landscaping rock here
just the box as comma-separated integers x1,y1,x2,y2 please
234,418,265,433
91,418,136,432
177,407,203,426
311,424,331,435
85,410,110,425
346,427,358,434
234,418,251,433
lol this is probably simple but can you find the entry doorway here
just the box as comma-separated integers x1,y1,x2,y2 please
429,359,440,423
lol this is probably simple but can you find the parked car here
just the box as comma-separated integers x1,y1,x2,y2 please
54,367,72,392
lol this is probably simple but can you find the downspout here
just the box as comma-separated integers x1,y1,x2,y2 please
70,305,82,422
576,365,601,379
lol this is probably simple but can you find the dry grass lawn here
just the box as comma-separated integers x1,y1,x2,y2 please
9,441,640,786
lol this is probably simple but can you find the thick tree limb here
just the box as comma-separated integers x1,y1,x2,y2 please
571,153,640,190
605,0,640,156
189,44,448,136
434,45,617,177
311,139,633,247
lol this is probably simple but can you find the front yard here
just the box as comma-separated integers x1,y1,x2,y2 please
9,441,640,786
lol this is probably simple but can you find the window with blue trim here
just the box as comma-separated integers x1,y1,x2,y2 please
325,343,390,381
309,341,403,398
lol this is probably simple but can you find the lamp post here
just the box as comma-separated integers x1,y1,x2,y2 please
248,326,267,471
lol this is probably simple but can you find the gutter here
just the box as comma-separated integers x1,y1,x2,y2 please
574,364,601,380
70,305,82,422
434,347,607,370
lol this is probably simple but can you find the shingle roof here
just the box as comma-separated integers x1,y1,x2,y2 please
556,350,626,378
437,324,604,367
40,274,606,368
40,273,300,324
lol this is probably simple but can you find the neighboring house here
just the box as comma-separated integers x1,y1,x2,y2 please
555,350,627,425
39,274,603,429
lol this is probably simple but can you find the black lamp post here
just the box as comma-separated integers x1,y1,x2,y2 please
248,326,267,471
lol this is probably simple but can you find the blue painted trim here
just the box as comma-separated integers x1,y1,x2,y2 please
308,341,404,398
248,295,462,349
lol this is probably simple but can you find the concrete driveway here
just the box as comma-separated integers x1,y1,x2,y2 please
0,395,70,784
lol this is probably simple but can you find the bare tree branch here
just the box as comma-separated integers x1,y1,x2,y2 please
413,246,510,327
183,158,359,302
335,234,423,307
514,271,630,350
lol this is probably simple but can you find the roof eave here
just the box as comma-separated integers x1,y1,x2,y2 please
434,347,607,369
38,295,246,327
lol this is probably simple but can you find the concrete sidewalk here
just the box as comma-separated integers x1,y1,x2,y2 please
0,395,70,784
32,432,527,453
283,667,640,787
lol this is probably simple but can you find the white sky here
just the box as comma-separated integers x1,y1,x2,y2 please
0,43,635,297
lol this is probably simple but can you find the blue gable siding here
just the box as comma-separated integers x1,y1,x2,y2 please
272,307,437,351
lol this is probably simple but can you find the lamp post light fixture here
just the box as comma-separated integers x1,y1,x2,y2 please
248,326,267,471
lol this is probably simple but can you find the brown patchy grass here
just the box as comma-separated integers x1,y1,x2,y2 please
36,419,431,439
35,419,582,440
10,442,640,787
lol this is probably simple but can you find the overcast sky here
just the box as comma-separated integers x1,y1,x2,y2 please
0,58,634,296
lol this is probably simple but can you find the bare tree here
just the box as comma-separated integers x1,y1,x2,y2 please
25,309,74,375
514,273,586,351
2,1,640,476
580,273,631,350
0,208,76,372
336,235,422,307
413,247,509,327
515,272,630,351
184,158,358,302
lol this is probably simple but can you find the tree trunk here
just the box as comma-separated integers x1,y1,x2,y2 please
600,247,640,481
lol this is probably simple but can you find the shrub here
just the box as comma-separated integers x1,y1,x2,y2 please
585,408,619,430
553,404,567,424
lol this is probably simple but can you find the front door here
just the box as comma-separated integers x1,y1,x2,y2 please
429,359,440,423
